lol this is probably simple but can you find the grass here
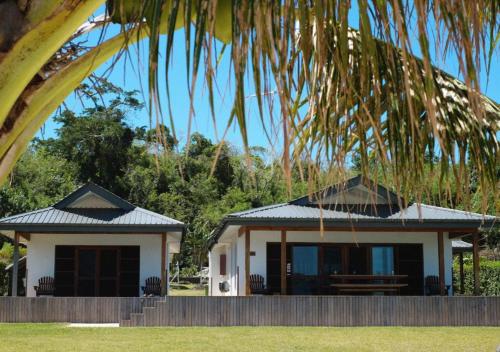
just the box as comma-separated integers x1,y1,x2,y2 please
0,324,498,352
168,282,206,296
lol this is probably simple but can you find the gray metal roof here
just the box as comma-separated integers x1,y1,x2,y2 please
209,176,498,248
0,183,184,233
229,202,496,222
452,240,473,249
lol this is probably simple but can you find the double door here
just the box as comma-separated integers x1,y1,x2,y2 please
54,245,140,297
76,247,119,297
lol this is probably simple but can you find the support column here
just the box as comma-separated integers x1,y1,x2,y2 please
280,230,287,295
437,231,445,295
161,233,167,296
166,242,170,296
472,232,480,295
245,228,250,296
459,252,465,294
12,232,19,297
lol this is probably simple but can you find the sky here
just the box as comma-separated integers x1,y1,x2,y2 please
37,5,500,156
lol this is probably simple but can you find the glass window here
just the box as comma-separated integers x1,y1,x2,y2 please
372,246,394,275
292,246,318,275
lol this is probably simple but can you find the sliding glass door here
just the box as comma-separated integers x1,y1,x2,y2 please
267,242,423,295
289,246,319,294
371,246,394,275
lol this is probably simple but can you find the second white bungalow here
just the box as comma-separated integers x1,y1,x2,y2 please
208,176,496,297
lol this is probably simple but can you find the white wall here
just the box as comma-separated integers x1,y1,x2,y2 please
26,233,177,297
210,229,454,296
210,241,240,297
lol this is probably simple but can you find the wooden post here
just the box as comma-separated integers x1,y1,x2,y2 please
437,231,445,295
459,252,465,294
245,228,250,296
166,242,170,296
280,230,287,295
161,233,167,296
472,232,480,295
12,232,19,297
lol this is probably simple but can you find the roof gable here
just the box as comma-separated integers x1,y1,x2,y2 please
53,183,135,211
0,183,185,233
290,175,403,206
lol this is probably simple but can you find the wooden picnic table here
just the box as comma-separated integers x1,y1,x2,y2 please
329,274,408,281
329,275,408,295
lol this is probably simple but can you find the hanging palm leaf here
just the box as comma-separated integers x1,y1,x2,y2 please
0,0,498,210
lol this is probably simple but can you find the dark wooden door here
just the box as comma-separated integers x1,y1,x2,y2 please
55,245,138,297
77,248,97,296
76,248,119,297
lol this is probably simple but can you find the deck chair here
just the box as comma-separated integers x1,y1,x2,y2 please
142,276,162,296
249,274,268,295
34,276,55,296
425,275,450,295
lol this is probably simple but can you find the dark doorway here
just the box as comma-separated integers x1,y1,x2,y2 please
55,245,139,297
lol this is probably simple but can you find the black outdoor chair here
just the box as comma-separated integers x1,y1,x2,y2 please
425,275,450,295
250,274,268,295
142,276,162,296
34,276,55,296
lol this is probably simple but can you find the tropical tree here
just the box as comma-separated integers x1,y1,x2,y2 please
0,0,498,209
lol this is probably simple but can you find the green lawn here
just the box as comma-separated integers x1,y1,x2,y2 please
0,324,498,352
168,283,206,296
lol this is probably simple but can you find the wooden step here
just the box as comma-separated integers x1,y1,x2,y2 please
143,307,159,326
120,319,132,327
130,313,144,327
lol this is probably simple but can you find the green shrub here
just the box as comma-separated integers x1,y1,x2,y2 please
0,261,7,296
453,259,500,296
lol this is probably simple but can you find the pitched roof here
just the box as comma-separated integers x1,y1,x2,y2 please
228,202,495,222
0,183,184,233
209,176,498,248
290,175,403,206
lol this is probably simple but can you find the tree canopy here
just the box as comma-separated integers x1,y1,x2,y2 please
0,85,497,274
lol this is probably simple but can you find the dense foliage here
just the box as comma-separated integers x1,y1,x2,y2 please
453,258,500,296
0,85,497,280
0,86,308,274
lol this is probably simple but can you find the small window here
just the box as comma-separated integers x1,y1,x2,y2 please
220,254,227,276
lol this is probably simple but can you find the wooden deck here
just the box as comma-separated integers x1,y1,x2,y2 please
0,296,499,326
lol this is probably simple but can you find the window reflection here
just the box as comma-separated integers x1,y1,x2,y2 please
372,246,394,275
292,246,318,275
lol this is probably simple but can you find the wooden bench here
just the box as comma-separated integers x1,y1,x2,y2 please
34,276,55,296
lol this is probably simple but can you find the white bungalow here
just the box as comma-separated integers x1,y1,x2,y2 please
208,176,496,297
0,183,184,297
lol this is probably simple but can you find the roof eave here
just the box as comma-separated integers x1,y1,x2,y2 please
0,223,185,234
208,216,495,250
